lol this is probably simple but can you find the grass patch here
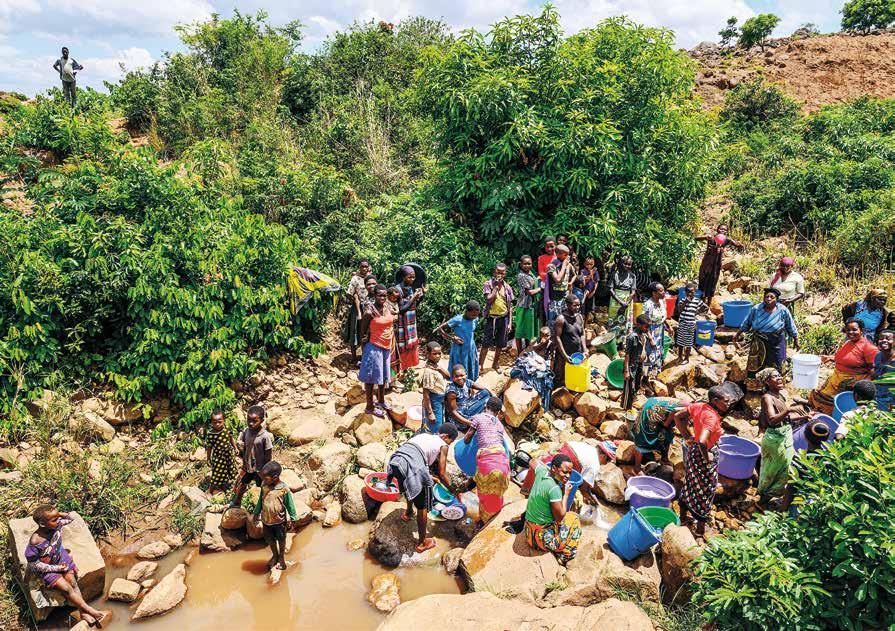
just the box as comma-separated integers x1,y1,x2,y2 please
613,585,704,631
169,505,203,542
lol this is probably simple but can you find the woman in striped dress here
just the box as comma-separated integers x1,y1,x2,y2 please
674,282,707,364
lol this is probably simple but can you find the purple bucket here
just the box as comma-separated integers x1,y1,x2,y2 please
792,414,839,452
717,435,760,480
626,476,675,509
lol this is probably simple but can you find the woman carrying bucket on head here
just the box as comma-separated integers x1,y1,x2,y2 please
695,224,744,303
755,368,809,502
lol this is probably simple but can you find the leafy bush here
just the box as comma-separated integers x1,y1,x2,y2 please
738,14,781,51
799,321,843,355
693,409,895,629
719,78,798,133
107,65,162,132
718,17,739,47
832,192,895,273
841,0,895,33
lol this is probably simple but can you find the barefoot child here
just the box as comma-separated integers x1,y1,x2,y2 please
674,282,707,364
252,461,299,571
26,506,111,627
434,300,481,382
205,409,237,493
514,255,541,354
386,424,459,553
344,259,372,364
480,263,514,372
420,341,450,433
232,405,273,507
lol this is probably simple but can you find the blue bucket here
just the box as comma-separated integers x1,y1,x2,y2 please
832,391,856,422
566,470,584,510
722,300,752,328
676,287,704,303
607,508,662,561
569,352,585,365
717,435,760,480
695,320,717,347
793,414,839,452
875,381,894,412
453,434,513,477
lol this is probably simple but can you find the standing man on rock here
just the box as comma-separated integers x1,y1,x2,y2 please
53,47,83,107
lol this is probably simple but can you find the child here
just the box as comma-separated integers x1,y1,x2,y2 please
480,263,514,372
205,409,237,494
252,461,299,571
834,380,877,439
434,300,481,382
360,285,396,417
528,326,554,362
361,274,378,310
571,274,587,304
514,255,541,354
581,256,599,320
232,405,273,507
674,282,707,364
25,506,111,627
622,315,651,410
343,259,372,364
420,341,450,433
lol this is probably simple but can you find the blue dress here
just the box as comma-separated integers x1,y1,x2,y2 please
446,379,490,422
447,314,479,382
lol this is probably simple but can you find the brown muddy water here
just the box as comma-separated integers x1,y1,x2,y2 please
93,523,460,631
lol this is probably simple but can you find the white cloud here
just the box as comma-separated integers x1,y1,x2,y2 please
81,46,155,85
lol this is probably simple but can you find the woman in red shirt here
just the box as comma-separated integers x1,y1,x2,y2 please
359,285,396,416
809,318,878,414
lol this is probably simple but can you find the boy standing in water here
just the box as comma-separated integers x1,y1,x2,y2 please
232,405,273,507
253,461,299,571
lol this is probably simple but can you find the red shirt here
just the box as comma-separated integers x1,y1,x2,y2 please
834,337,878,377
688,402,723,449
537,253,553,282
368,307,395,350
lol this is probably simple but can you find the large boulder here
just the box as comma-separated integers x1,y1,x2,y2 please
575,392,609,426
459,500,561,602
341,475,375,524
200,512,243,553
356,442,388,471
354,413,393,446
132,564,187,620
475,371,511,397
69,412,115,442
137,540,171,560
79,397,143,426
552,387,577,412
308,440,353,490
593,463,627,505
655,364,695,395
599,420,630,440
279,468,307,492
503,380,540,428
695,363,728,388
288,413,329,446
220,507,247,530
8,512,106,622
368,501,464,569
579,598,655,629
660,525,700,604
728,354,748,383
697,344,727,364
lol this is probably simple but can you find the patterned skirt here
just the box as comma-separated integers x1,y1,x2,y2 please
679,442,719,523
524,512,582,564
474,445,510,523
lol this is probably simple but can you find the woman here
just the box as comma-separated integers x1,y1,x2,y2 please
343,260,372,364
523,454,581,565
809,318,879,414
359,285,396,417
768,256,805,314
608,255,637,330
552,295,586,388
444,365,491,428
873,329,894,412
696,224,744,302
396,266,425,373
674,386,731,536
755,368,808,501
537,237,557,322
731,288,799,387
631,397,685,474
842,289,889,342
466,396,510,525
642,282,674,377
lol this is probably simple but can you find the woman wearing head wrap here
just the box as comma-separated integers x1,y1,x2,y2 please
769,256,805,314
842,289,889,342
641,282,674,378
755,368,808,500
695,223,744,302
809,318,879,414
732,288,800,389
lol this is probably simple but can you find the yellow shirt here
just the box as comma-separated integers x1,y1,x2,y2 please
490,293,508,317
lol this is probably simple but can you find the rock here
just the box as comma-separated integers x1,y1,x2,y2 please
80,397,143,426
728,354,748,383
127,561,158,582
292,499,314,527
574,392,609,426
323,501,342,527
0,447,18,469
308,441,353,490
220,507,248,530
354,413,393,446
614,440,636,464
69,412,116,442
594,463,627,505
459,500,561,602
137,540,171,560
24,389,61,417
356,442,388,471
288,414,328,446
656,364,695,394
503,380,540,427
345,383,367,406
200,512,242,553
179,486,209,512
442,547,464,575
0,470,23,484
71,621,91,631
280,468,307,492
341,475,373,524
696,363,727,388
141,579,157,590
368,501,463,569
8,512,106,622
246,517,264,540
108,577,141,603
189,447,206,461
552,387,577,412
697,344,726,363
132,564,187,620
368,573,401,613
475,371,511,397
668,440,685,483
661,525,701,603
580,598,655,629
163,533,183,549
599,420,630,440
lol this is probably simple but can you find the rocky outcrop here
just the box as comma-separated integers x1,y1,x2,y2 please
132,564,187,620
503,380,540,428
368,573,401,613
309,440,353,490
660,525,701,604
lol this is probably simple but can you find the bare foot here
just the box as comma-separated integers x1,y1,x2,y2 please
401,510,413,522
267,555,278,569
415,538,437,553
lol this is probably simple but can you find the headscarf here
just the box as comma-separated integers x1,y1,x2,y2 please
764,287,781,298
756,367,781,387
780,256,795,267
770,258,795,286
400,265,414,278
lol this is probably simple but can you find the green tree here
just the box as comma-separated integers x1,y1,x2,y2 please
719,77,799,132
719,16,739,47
841,0,895,33
417,7,714,277
738,13,781,50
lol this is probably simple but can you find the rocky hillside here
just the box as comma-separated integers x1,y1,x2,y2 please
691,30,895,111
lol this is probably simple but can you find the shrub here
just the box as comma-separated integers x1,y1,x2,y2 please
719,78,799,133
832,192,895,273
841,0,895,34
800,321,843,355
718,17,739,47
107,65,162,132
738,14,781,50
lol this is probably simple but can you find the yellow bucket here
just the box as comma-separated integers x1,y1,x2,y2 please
633,302,644,318
566,362,590,393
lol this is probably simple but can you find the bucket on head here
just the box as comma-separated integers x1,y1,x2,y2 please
717,435,760,480
832,391,856,422
606,359,625,389
793,414,839,452
607,508,663,561
566,361,590,393
791,354,822,390
722,300,753,328
566,470,584,510
695,321,717,347
665,296,677,319
626,476,675,509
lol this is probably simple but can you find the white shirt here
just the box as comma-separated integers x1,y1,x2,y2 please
567,441,600,486
409,433,446,467
771,271,805,302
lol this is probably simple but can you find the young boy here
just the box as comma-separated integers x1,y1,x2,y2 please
481,263,514,372
622,315,651,410
514,255,541,354
386,424,459,553
232,405,273,507
420,341,450,433
25,506,111,627
252,461,299,571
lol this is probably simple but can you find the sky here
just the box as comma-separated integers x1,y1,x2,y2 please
0,0,845,96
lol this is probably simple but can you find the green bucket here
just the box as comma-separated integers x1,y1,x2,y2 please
662,335,672,360
637,506,680,531
597,337,618,358
606,358,625,389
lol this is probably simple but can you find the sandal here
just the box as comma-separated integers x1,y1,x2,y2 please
371,407,385,418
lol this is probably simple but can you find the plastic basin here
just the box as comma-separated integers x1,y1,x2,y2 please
364,472,401,502
607,506,678,561
606,358,625,389
832,391,856,422
792,354,822,390
717,435,760,480
695,321,717,347
793,414,839,452
569,352,585,365
626,476,675,509
637,506,680,530
433,483,454,504
453,434,513,477
722,300,753,328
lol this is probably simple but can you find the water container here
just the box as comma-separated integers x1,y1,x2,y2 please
633,303,644,318
717,435,760,480
665,296,677,319
453,434,513,476
566,361,590,393
566,470,584,510
626,476,675,509
676,287,703,303
607,507,678,561
793,414,839,452
722,300,753,328
605,358,625,389
791,354,822,390
832,391,856,422
695,321,717,347
637,506,680,530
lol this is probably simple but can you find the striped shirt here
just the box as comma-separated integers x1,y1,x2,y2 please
739,303,798,339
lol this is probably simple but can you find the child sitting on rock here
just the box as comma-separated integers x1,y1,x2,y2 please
26,505,111,628
252,461,299,571
232,405,273,508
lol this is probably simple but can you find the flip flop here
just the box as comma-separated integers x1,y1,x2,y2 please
371,407,385,418
415,538,437,553
401,511,413,522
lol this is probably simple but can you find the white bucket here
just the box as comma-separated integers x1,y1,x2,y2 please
792,354,822,389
